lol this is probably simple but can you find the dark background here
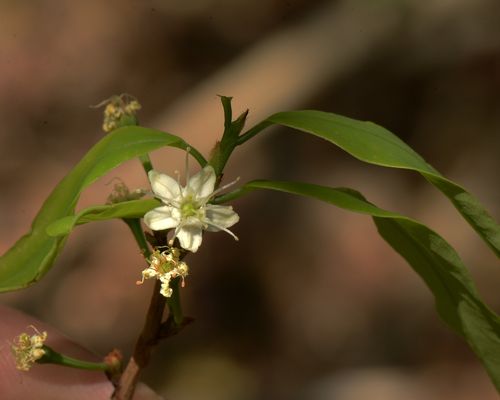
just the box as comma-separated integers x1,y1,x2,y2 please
1,1,499,399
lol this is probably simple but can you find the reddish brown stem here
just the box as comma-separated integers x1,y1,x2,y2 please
112,281,193,399
112,280,166,399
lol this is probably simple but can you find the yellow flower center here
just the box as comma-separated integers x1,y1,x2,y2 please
180,197,201,218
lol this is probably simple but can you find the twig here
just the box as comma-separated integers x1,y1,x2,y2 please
112,280,166,399
112,284,193,399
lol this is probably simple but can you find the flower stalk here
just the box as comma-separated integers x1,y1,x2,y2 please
11,328,120,374
38,345,115,372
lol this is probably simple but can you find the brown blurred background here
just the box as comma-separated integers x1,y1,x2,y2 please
1,0,499,399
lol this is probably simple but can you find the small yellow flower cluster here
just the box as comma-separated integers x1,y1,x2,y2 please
137,248,189,297
100,94,141,132
11,327,47,371
106,179,146,204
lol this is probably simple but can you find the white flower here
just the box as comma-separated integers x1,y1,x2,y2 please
136,248,189,298
11,326,47,371
144,164,239,253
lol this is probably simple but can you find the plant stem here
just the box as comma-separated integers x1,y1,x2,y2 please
139,154,153,174
113,280,167,400
123,218,151,258
39,346,111,371
114,225,186,398
113,152,191,399
166,278,183,325
209,96,248,176
236,120,272,145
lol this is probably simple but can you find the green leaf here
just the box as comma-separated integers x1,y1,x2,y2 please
238,179,500,391
46,199,161,237
0,126,205,292
242,111,500,257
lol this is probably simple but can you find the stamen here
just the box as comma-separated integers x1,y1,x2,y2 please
28,325,42,336
90,96,114,108
185,147,191,185
173,169,185,201
208,176,241,200
205,221,239,241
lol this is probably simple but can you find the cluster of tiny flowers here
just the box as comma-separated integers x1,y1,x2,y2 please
11,327,47,371
106,179,146,204
136,248,189,298
101,95,141,132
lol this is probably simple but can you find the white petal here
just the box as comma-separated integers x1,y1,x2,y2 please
144,206,180,230
177,224,203,252
148,170,181,202
204,205,239,231
186,165,216,199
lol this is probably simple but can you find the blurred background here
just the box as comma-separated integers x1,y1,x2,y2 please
1,0,499,399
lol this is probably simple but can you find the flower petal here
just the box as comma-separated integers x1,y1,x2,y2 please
204,205,239,231
177,224,203,252
186,165,216,199
148,170,181,202
144,206,179,230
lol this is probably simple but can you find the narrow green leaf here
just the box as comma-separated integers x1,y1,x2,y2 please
245,111,500,257
46,199,161,237
0,126,204,292
373,217,500,388
238,179,500,391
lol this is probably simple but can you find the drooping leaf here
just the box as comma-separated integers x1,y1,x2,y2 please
241,111,500,257
0,126,205,292
46,199,161,237
231,179,500,391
